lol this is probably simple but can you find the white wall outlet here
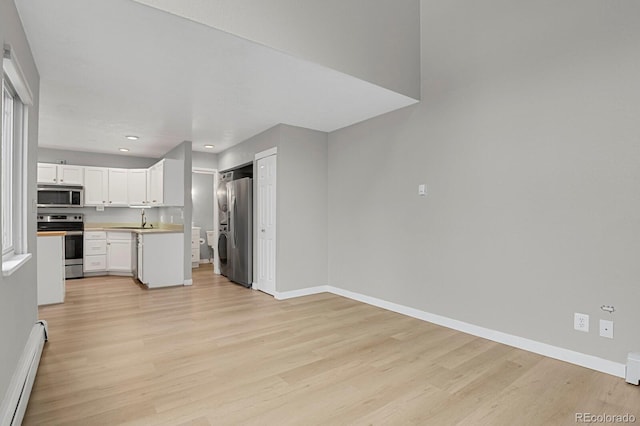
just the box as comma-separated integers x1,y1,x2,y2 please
599,319,614,339
574,313,589,332
418,184,427,196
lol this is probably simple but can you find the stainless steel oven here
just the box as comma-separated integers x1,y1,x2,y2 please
37,185,84,208
37,214,84,279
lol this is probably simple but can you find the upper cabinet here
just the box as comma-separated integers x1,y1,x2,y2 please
37,158,183,207
37,163,84,185
107,168,129,206
128,169,148,205
149,159,183,206
84,167,109,206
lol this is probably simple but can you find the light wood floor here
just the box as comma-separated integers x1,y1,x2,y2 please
25,265,639,425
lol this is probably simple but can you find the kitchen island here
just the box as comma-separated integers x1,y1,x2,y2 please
37,231,66,305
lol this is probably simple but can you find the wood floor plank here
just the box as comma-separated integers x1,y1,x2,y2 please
23,265,640,425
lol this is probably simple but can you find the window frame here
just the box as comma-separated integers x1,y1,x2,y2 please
1,78,15,257
2,44,32,275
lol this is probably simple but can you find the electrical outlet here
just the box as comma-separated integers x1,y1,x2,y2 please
599,319,614,339
574,313,589,332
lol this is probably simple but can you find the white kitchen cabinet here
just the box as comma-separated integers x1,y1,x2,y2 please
58,165,84,185
84,231,107,272
148,159,183,206
37,163,58,184
128,169,148,205
37,234,65,305
148,161,163,205
107,232,132,272
37,163,84,185
108,168,129,206
137,232,183,288
84,167,109,206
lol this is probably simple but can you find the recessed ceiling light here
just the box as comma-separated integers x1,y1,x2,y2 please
125,135,139,140
119,148,130,152
204,144,215,149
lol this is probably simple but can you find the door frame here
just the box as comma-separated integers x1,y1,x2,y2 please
192,167,219,274
254,147,277,294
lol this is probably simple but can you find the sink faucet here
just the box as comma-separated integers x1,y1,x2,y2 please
141,209,147,229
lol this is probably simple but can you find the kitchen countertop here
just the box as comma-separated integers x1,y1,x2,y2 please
37,231,66,237
84,224,183,234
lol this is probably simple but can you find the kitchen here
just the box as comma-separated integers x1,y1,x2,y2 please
36,155,188,299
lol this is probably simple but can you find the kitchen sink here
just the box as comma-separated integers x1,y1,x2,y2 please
111,226,151,229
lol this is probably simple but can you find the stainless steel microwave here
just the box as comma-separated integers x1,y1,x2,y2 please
37,185,84,208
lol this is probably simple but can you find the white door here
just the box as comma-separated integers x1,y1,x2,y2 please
84,167,109,206
128,169,148,205
107,240,132,271
58,165,84,185
149,161,164,205
256,154,276,295
37,163,58,184
108,168,129,205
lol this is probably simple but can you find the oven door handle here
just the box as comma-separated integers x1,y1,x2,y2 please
64,231,84,236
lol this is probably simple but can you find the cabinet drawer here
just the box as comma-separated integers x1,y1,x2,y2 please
85,240,107,255
85,231,106,240
191,248,199,262
107,231,132,241
191,238,200,249
84,255,106,271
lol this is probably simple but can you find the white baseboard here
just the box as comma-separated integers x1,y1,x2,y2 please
183,279,193,286
273,285,329,300
326,286,625,378
0,321,47,425
268,283,625,378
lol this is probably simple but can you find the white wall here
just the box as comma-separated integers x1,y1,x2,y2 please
218,124,328,291
328,0,640,364
38,147,157,168
192,172,215,259
0,0,40,405
192,151,218,170
276,125,328,292
159,141,192,283
218,126,280,172
132,0,420,99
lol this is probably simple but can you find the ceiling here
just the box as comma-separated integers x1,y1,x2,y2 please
15,0,417,158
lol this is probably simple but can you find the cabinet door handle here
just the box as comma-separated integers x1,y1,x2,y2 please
60,179,64,182
109,201,112,204
53,178,57,182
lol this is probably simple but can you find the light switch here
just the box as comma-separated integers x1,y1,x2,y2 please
418,184,427,196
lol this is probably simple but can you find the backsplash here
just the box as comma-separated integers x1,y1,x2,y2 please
37,207,160,224
158,206,184,226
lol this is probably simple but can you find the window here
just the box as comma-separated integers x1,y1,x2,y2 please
2,79,15,255
2,45,33,275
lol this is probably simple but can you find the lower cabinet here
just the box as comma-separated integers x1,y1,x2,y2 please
106,232,132,272
84,231,132,275
138,232,183,288
84,231,107,272
37,235,65,305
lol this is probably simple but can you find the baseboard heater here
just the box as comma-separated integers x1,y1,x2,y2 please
0,320,48,426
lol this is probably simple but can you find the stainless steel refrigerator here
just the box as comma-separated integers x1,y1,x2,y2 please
227,177,252,287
